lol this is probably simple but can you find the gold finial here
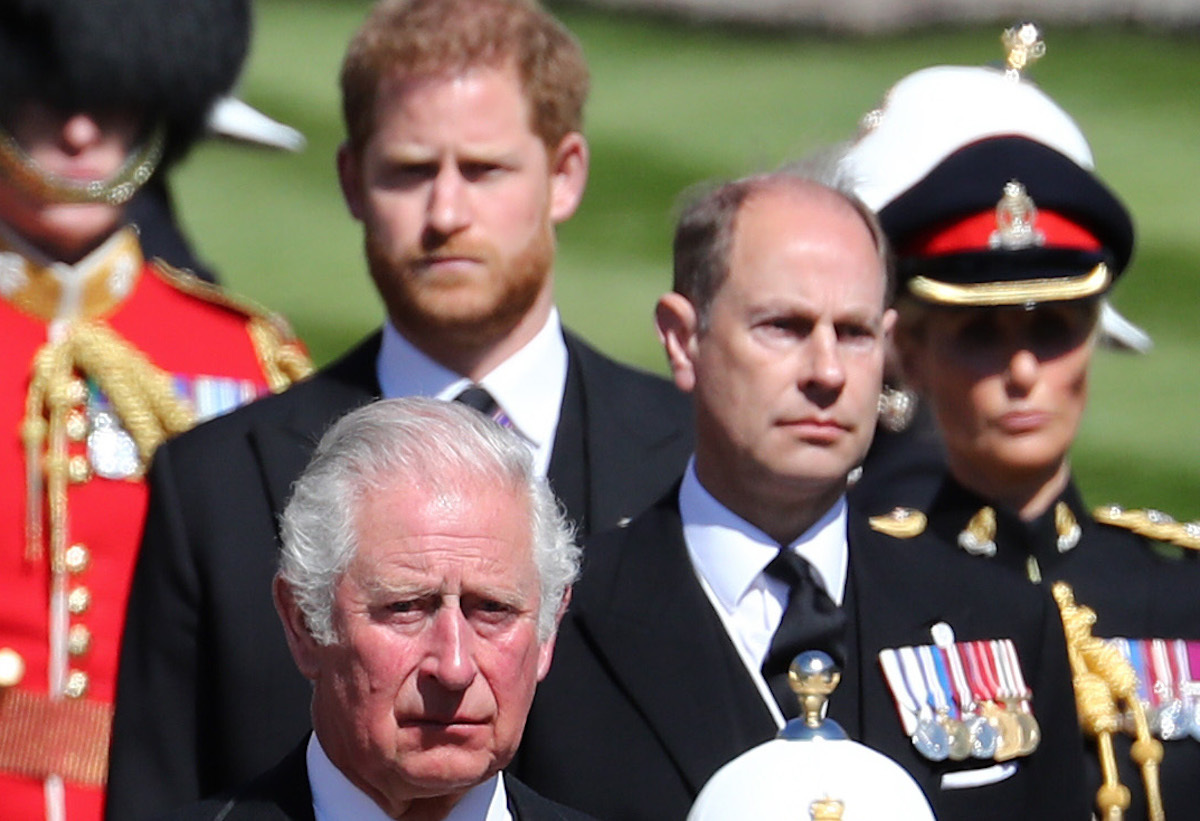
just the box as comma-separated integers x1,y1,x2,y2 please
1002,22,1046,80
779,651,848,742
789,655,842,730
810,796,846,820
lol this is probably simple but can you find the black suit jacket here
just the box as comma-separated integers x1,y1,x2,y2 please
107,330,692,821
157,739,597,821
509,491,1090,821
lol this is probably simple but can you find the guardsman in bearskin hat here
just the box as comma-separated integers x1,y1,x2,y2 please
842,24,1200,820
0,1,311,818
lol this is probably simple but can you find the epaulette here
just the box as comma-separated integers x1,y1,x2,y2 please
149,260,313,392
1093,504,1200,551
868,507,928,539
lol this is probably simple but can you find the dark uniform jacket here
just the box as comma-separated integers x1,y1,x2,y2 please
509,489,1090,821
922,476,1200,821
155,739,597,821
849,401,946,515
106,330,693,821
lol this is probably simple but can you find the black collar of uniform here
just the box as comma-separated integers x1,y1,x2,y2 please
925,474,1089,578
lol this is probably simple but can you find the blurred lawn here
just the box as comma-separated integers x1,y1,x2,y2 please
171,0,1200,516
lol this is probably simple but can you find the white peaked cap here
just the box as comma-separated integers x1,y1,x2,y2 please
687,737,935,821
840,62,1151,352
843,65,1094,212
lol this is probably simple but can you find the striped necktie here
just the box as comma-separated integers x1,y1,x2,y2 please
453,385,512,428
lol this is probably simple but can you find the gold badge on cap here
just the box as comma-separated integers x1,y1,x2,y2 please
990,181,1045,251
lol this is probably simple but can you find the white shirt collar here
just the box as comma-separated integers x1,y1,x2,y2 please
678,459,849,726
375,308,567,476
679,459,848,608
307,734,512,821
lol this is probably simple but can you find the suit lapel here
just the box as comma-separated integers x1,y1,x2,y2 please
559,332,693,537
250,425,328,529
572,496,777,794
265,741,317,821
847,512,982,653
217,738,315,820
248,333,382,532
505,772,565,820
546,345,589,534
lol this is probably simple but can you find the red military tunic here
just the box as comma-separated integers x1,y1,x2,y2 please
0,226,310,821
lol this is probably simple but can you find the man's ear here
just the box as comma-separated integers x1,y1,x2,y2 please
547,132,589,224
882,307,898,340
655,292,701,394
536,588,573,682
336,142,365,223
274,575,324,682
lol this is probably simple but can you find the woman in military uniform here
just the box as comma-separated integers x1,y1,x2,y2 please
841,30,1200,820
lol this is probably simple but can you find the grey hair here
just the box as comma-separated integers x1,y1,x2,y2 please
672,146,894,329
278,397,579,645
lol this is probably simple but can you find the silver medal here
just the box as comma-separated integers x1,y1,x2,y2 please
964,713,999,759
1157,699,1188,741
913,716,951,761
87,411,140,479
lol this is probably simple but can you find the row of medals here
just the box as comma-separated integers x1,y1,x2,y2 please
880,639,1040,763
1108,637,1200,742
85,376,265,481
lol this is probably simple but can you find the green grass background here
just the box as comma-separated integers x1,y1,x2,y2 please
171,0,1200,517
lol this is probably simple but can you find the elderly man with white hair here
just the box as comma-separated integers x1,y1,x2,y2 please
158,398,595,821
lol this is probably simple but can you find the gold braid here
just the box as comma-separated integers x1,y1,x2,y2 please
68,323,195,462
1053,583,1165,821
22,321,196,567
248,317,313,393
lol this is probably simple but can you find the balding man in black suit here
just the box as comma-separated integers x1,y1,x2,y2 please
510,169,1089,821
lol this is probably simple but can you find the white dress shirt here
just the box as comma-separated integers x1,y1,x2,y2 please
679,459,849,727
375,308,568,477
307,734,512,821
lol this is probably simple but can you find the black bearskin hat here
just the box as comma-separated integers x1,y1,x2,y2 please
0,0,251,167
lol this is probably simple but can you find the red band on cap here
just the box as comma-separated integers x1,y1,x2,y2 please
905,210,1102,256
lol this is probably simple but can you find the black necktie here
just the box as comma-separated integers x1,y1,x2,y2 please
760,549,847,718
454,385,509,427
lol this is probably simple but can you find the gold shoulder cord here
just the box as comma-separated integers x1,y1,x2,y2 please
1052,583,1164,821
150,262,313,392
1095,505,1200,551
21,264,312,565
248,316,313,392
22,322,195,565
